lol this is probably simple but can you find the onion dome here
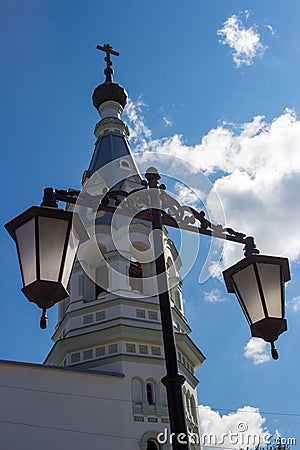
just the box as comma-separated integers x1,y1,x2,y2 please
93,81,128,110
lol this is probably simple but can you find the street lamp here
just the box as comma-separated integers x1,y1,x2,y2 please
223,247,290,359
5,187,88,328
5,168,290,450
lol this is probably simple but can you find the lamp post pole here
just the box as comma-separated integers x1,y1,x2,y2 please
145,168,189,450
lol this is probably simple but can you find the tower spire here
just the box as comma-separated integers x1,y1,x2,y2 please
84,44,138,185
96,43,119,82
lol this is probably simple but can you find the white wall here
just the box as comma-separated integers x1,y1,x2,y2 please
0,360,170,450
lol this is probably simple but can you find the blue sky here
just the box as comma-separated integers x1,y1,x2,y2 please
1,0,300,447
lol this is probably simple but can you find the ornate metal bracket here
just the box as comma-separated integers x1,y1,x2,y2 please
41,167,259,257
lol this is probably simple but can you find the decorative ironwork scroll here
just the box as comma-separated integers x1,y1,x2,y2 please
51,174,249,246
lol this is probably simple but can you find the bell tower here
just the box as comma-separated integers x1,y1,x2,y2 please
44,45,205,448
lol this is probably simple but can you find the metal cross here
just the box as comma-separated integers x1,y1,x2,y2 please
96,43,119,82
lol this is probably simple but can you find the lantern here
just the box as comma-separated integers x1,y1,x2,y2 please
223,254,290,358
5,205,87,323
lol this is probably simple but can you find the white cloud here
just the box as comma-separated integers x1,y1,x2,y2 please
244,9,252,20
265,24,275,36
287,296,300,312
123,97,151,149
244,338,271,365
125,100,300,280
204,288,227,303
217,12,266,67
198,405,270,448
163,116,172,127
174,182,205,208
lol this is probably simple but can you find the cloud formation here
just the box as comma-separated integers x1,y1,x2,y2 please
126,101,300,276
174,182,205,208
163,116,173,127
124,97,151,148
198,405,270,448
265,24,275,36
244,337,271,365
287,296,300,312
217,12,266,67
204,288,227,303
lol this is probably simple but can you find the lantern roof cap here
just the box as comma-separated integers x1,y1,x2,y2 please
223,254,291,294
5,205,89,244
5,206,73,242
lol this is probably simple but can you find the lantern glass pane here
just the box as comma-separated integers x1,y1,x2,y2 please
15,218,36,286
39,217,69,281
257,263,282,318
61,231,79,288
233,265,265,324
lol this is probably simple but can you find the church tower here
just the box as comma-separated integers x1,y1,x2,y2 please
44,45,205,449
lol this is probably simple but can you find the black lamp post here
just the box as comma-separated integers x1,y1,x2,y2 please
145,168,188,450
5,169,290,450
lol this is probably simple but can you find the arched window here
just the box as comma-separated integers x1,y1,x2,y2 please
95,265,108,297
147,440,158,450
174,290,181,310
186,392,192,418
129,259,143,292
95,244,108,297
190,395,197,423
166,258,173,278
132,378,142,403
120,158,131,170
146,382,155,405
139,431,161,450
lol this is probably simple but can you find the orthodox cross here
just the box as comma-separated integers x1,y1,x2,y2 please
96,43,119,82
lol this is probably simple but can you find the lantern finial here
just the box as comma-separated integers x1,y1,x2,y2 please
271,341,279,360
244,236,260,257
41,188,58,208
40,308,48,329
